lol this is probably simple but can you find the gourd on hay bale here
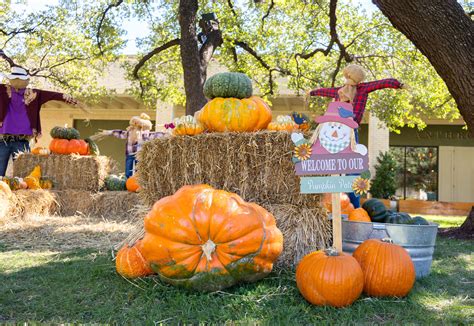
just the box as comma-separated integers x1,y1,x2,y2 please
0,190,58,225
13,153,115,192
137,131,321,207
54,190,142,220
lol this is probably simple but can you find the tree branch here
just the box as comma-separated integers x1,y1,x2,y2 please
296,0,352,62
227,0,237,16
96,0,124,55
30,56,87,76
0,49,21,68
132,38,180,79
261,0,275,30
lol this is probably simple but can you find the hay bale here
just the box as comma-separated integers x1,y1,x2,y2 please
54,190,142,220
13,153,114,191
0,190,58,225
137,131,322,207
263,203,331,268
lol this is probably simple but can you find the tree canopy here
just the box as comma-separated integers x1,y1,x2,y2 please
1,0,471,131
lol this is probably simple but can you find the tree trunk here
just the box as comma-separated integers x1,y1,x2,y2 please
178,0,207,116
459,207,474,234
373,0,474,134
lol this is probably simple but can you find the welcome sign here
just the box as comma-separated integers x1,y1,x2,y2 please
295,153,368,176
300,175,359,194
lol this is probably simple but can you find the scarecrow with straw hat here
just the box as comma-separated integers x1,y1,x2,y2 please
92,113,165,178
0,60,87,176
307,64,408,207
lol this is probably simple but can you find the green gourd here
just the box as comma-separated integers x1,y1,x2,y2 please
105,175,126,191
362,198,389,222
409,216,430,225
85,138,100,156
203,72,253,99
385,212,412,224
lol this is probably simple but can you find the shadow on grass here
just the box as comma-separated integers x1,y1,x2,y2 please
0,239,471,324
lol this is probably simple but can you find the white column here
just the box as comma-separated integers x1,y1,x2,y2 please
155,100,175,131
368,112,390,177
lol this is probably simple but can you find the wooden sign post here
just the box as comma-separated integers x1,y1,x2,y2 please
291,101,370,253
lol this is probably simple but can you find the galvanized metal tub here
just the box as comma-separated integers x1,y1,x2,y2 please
342,220,438,278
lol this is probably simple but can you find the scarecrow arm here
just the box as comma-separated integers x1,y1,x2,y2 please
108,130,128,139
309,87,340,98
38,90,79,106
360,78,402,93
147,131,166,140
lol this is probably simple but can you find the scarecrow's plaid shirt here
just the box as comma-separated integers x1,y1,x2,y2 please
107,130,165,155
309,78,402,124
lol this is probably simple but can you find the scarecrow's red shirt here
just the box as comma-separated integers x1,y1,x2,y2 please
0,84,76,135
309,78,402,124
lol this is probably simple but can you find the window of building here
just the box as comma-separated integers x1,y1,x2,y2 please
389,146,439,201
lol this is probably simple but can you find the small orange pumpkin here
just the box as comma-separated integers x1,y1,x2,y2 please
126,175,140,192
353,238,416,297
322,193,354,214
348,208,371,222
296,248,364,307
67,139,88,155
116,240,154,278
140,184,283,291
172,115,205,136
267,115,297,132
49,138,69,154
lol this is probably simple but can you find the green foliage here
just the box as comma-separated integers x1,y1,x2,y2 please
370,151,398,199
0,1,461,129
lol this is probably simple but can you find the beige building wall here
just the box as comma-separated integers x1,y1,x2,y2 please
367,113,390,177
439,146,474,202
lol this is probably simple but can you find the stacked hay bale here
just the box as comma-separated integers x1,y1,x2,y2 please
13,153,114,191
137,131,331,268
0,190,58,225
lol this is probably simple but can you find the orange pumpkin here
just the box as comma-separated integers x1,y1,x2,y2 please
49,138,69,154
296,248,364,307
353,238,416,297
67,139,88,155
322,193,354,214
126,175,140,192
116,240,154,278
173,115,205,136
348,208,371,222
267,115,297,132
140,184,283,291
196,96,272,132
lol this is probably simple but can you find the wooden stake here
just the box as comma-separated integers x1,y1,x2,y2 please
331,192,343,252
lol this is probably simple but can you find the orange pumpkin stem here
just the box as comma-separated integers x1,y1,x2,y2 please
324,247,339,256
201,239,216,261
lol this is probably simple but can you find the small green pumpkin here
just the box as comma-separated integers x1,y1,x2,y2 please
203,72,253,99
85,138,100,156
105,175,126,191
50,126,80,140
385,212,412,224
362,199,389,222
408,216,430,225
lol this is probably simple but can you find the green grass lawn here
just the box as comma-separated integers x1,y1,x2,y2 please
0,215,472,324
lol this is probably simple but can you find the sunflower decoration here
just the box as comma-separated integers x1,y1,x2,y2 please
352,177,371,195
294,143,312,161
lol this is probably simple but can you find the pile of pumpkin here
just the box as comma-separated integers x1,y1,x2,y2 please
324,194,430,225
171,72,308,136
115,185,417,308
104,174,139,192
43,126,99,156
0,165,53,190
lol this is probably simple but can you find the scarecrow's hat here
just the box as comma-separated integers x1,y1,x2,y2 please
7,66,30,80
315,101,358,129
